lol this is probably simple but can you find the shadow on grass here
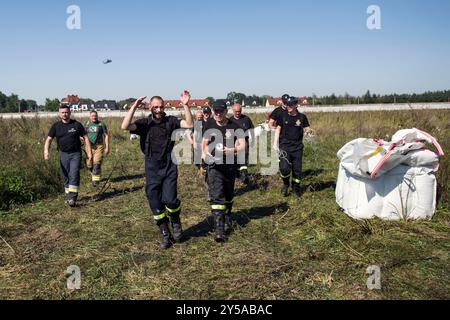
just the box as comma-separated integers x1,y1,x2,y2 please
235,173,270,196
302,181,336,193
303,168,325,177
182,202,288,241
95,185,144,201
110,174,145,183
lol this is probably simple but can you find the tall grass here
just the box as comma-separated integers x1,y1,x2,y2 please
0,116,61,211
0,110,448,211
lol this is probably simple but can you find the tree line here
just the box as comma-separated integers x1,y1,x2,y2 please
1,90,449,113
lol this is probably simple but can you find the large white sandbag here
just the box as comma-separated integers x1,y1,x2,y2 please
337,138,387,179
337,128,444,179
336,164,437,221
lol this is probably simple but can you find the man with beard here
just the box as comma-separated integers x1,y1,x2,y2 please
44,105,92,207
121,91,194,249
229,103,254,184
202,101,246,242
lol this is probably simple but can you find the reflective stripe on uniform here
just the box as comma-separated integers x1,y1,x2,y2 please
280,172,291,179
92,175,101,182
65,188,70,194
211,204,227,211
68,186,79,193
153,211,167,221
166,205,181,213
292,177,301,184
239,166,248,171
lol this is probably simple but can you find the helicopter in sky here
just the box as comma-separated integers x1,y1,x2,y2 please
102,59,112,65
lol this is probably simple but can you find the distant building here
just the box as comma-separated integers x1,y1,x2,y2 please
265,96,310,107
243,98,259,107
266,97,283,107
214,99,234,107
164,99,209,109
70,103,94,112
62,95,81,105
94,100,118,111
62,94,119,112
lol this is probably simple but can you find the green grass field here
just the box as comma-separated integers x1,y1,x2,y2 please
0,110,449,300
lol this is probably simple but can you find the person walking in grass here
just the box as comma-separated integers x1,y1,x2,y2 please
83,110,110,187
202,101,246,242
273,94,313,197
44,105,92,207
229,103,254,185
121,91,194,249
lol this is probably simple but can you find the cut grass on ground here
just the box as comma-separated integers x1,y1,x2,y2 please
0,110,449,300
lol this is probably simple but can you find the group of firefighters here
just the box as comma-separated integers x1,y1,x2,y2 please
44,91,313,249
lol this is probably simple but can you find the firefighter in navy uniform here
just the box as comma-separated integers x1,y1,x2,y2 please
273,94,314,197
268,95,289,129
202,101,246,242
229,103,254,184
44,105,92,207
121,91,194,249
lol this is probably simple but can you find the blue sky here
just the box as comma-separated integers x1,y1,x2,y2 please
1,0,449,104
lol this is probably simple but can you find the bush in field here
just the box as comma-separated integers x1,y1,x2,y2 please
0,117,61,211
0,169,34,210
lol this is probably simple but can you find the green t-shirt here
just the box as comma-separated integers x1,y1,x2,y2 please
84,121,108,145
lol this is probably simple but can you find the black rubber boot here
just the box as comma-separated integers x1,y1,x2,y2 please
213,211,226,243
292,183,301,197
281,176,290,197
169,212,183,242
281,184,289,197
158,221,173,250
92,164,101,187
224,203,233,235
239,169,250,185
67,193,78,207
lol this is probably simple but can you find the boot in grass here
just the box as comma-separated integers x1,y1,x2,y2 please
281,184,289,197
213,211,226,243
292,183,301,197
169,212,183,242
224,203,233,235
224,214,233,235
158,222,173,250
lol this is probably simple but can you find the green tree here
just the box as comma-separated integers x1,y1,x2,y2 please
227,92,246,104
26,100,38,111
363,90,373,104
205,97,215,106
5,94,19,113
44,98,61,111
0,91,8,112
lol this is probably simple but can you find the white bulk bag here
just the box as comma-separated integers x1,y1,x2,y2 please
336,128,444,221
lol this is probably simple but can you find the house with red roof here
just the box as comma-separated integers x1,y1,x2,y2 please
61,95,80,104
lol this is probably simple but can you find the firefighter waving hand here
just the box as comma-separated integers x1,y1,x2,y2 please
121,91,194,249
